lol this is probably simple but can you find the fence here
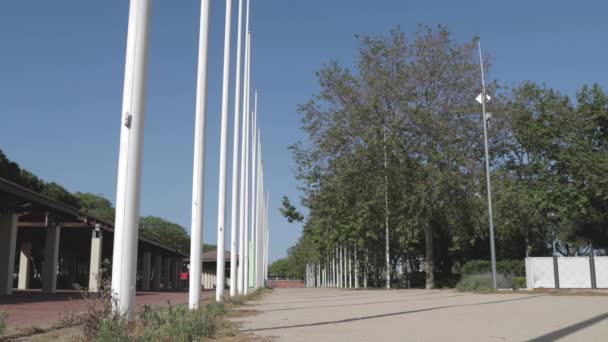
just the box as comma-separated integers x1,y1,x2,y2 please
525,256,608,289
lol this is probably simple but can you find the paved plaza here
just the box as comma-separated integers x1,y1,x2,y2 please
237,288,608,341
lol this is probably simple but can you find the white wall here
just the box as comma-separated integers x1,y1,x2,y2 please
526,256,607,289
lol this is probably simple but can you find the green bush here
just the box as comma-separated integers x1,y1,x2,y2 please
0,310,6,336
461,260,525,277
512,277,527,290
456,273,512,291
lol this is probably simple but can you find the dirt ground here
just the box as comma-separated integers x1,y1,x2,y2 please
235,288,608,341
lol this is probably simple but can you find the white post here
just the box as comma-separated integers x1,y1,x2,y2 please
354,244,359,289
243,33,252,295
189,0,211,310
251,101,258,289
88,225,103,292
18,241,32,290
215,0,234,302
348,248,352,288
229,0,244,298
364,250,368,288
111,0,151,320
238,0,251,297
332,249,336,288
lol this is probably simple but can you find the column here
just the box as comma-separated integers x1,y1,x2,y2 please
173,258,181,290
88,226,103,292
153,255,161,291
163,257,171,289
142,250,151,291
0,213,18,295
18,241,32,290
42,225,61,293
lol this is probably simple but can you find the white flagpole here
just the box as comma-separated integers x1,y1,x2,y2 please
229,0,244,298
243,33,252,295
256,132,262,288
111,0,152,320
215,0,233,302
238,0,251,294
251,91,258,288
265,192,269,282
188,0,211,310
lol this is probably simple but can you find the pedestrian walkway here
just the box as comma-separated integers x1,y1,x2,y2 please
236,288,608,341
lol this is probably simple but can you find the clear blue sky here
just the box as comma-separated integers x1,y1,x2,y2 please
1,0,606,262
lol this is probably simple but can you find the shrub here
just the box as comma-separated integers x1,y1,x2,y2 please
456,273,512,291
0,310,6,336
512,277,527,290
461,259,525,277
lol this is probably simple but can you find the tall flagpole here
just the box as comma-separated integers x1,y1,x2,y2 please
251,91,258,288
188,0,211,310
111,0,152,320
238,0,251,294
229,0,244,298
243,32,252,295
215,0,234,302
478,41,497,290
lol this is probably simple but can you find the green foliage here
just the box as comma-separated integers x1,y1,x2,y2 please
139,216,190,254
76,192,116,223
95,315,130,342
456,273,512,292
0,310,6,336
512,277,527,290
280,196,304,223
461,260,525,277
94,302,226,341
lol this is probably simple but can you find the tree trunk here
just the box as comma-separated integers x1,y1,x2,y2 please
425,222,435,289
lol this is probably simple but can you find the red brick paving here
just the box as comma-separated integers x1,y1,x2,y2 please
0,289,215,331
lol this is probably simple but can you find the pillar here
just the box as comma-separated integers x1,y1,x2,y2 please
88,226,103,292
173,258,181,290
163,257,171,289
142,250,151,291
0,213,18,295
153,255,161,291
18,241,32,290
42,225,61,293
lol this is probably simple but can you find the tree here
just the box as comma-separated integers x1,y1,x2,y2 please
75,192,115,222
139,216,190,254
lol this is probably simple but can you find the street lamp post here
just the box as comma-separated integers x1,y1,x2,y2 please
547,211,560,289
477,41,497,290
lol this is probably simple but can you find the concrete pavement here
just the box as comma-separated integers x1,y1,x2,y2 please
236,288,608,341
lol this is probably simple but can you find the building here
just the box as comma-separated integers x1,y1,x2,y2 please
0,177,187,295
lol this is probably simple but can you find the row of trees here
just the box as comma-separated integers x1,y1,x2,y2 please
273,26,608,288
0,149,203,254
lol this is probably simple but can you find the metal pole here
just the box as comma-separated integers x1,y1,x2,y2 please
238,3,251,294
215,0,234,302
242,105,251,295
478,41,497,290
250,91,258,288
111,0,152,320
188,0,211,310
553,226,560,289
590,249,597,289
229,0,244,298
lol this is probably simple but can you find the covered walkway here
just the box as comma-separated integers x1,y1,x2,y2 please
0,177,187,296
